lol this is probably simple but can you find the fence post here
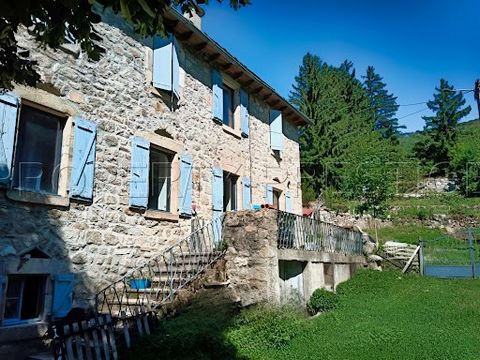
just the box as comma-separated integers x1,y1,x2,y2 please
468,228,476,279
418,240,424,276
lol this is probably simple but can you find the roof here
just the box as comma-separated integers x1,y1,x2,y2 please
163,10,311,126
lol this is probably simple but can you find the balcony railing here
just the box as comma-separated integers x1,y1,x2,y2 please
277,211,363,256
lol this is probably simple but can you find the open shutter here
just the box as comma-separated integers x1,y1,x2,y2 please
212,69,223,122
52,273,74,318
212,167,223,244
242,176,251,209
178,153,193,217
153,35,179,98
285,191,292,213
212,167,223,211
270,109,283,151
240,89,249,137
265,184,273,204
0,93,19,186
129,137,150,209
0,275,6,326
70,117,96,201
172,38,180,98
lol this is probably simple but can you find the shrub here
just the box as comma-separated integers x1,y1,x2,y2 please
306,288,339,315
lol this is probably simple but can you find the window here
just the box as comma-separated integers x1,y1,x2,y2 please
273,189,282,210
148,148,173,212
12,105,65,194
223,172,238,212
222,84,235,128
3,275,46,326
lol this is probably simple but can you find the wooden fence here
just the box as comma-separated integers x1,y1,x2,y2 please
49,310,154,359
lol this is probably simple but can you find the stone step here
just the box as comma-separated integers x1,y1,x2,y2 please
26,353,54,360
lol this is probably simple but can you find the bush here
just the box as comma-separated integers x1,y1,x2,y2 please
306,288,339,315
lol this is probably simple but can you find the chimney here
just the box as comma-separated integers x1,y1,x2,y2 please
183,7,205,30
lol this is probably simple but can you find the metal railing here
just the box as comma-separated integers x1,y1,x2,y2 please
277,211,363,256
95,215,225,318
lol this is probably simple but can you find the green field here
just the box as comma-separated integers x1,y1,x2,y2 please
126,271,480,360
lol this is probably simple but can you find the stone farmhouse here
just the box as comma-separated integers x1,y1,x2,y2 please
0,7,312,356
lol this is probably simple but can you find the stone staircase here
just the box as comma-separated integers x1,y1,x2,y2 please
95,216,225,318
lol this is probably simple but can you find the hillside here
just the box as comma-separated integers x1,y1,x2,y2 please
399,118,480,157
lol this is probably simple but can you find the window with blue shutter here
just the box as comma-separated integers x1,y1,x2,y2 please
242,176,251,209
270,109,283,151
70,117,96,201
129,137,150,209
285,191,292,213
153,35,180,98
265,184,273,204
178,153,193,217
240,89,249,137
52,273,74,318
212,69,223,122
0,93,19,186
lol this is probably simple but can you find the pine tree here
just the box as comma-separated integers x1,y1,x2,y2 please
414,79,472,174
363,66,402,141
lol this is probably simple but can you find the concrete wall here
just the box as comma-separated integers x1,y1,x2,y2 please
223,210,367,306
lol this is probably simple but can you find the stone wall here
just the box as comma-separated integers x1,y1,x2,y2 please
0,9,304,312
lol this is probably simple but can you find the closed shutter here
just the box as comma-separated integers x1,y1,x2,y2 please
270,109,283,151
0,93,19,186
242,176,251,209
265,184,273,204
70,117,97,201
240,89,249,137
129,137,150,209
52,273,74,318
153,35,179,98
285,191,292,213
212,69,223,122
178,153,193,217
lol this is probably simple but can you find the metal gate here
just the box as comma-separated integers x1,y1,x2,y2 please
422,228,480,278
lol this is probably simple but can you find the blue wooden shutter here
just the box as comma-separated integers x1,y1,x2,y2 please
172,38,180,98
240,89,249,137
129,137,150,209
265,184,273,204
242,176,251,209
285,191,292,213
178,153,193,217
0,93,19,186
70,117,97,201
52,273,74,318
212,167,223,211
212,69,223,122
153,35,179,98
270,109,283,151
0,275,6,325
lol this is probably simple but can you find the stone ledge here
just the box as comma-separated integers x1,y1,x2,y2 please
277,248,367,264
222,124,242,139
144,209,179,222
6,190,70,208
0,322,48,344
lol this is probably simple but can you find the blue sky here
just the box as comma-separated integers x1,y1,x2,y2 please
202,0,479,132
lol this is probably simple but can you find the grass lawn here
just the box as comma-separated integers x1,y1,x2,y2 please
366,223,446,245
125,271,480,360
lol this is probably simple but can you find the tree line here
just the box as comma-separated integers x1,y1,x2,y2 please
290,53,473,216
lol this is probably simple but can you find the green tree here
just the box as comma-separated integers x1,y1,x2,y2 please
414,79,471,174
362,66,403,142
0,0,249,91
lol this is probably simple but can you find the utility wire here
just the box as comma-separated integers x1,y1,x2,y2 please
397,107,429,120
